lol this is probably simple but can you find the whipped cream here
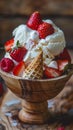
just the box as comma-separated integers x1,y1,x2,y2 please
13,24,39,49
47,60,58,69
12,19,66,66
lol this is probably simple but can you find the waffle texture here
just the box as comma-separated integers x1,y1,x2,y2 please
23,51,43,79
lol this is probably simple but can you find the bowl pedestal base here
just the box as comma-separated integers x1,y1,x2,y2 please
19,100,49,124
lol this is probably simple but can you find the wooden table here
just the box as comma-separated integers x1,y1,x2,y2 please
0,50,73,130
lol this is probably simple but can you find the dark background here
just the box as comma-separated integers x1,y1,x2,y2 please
0,0,73,48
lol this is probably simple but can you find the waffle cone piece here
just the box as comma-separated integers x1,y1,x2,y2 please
23,51,43,79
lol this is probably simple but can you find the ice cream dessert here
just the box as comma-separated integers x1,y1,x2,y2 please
0,11,71,79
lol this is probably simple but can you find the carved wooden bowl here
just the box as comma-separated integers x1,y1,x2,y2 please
0,69,73,124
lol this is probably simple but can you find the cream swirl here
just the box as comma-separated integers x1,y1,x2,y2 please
12,19,66,66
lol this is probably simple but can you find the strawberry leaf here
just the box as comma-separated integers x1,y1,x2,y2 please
12,40,21,51
16,40,21,48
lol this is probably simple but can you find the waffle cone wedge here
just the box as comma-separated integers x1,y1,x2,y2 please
23,51,43,79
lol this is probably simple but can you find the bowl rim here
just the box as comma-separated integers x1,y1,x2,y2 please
0,69,69,82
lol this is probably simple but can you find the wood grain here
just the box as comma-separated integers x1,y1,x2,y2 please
0,49,73,128
0,90,73,130
0,62,73,124
0,47,73,124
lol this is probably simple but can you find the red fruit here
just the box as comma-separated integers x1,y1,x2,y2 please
13,61,25,76
4,39,14,52
0,83,4,96
57,127,65,130
0,58,14,72
10,47,27,62
44,66,62,79
38,22,54,39
58,48,71,62
27,11,42,30
57,59,69,71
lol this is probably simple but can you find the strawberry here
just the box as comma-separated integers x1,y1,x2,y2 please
37,22,54,39
27,11,42,30
57,59,69,71
44,66,62,79
58,48,71,62
57,127,65,130
0,58,14,72
10,47,27,62
0,83,4,96
4,39,14,52
13,61,25,76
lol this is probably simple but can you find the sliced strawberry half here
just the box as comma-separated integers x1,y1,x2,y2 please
10,47,27,62
44,66,62,79
27,11,42,30
58,48,71,62
57,59,69,71
13,61,25,76
37,22,54,39
4,39,14,52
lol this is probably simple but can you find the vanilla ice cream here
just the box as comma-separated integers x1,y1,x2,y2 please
12,24,39,48
8,19,66,66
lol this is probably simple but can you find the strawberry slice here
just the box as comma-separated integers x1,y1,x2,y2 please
37,22,54,39
10,47,27,62
44,66,62,79
13,61,25,76
27,11,42,30
4,39,14,52
58,48,71,62
57,59,69,71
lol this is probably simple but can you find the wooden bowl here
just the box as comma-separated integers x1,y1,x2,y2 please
0,69,73,124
